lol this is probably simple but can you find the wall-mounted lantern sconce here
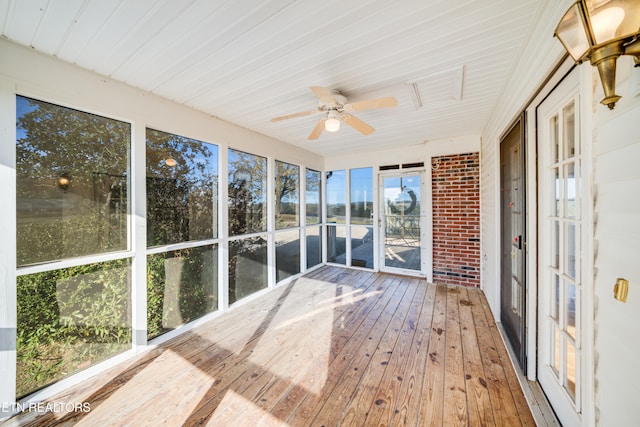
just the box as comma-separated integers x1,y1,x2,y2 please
57,172,71,192
555,0,640,110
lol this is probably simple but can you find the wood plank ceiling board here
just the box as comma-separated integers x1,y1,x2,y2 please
1,0,543,157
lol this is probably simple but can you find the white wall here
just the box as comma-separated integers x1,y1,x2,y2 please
590,57,640,427
324,135,480,171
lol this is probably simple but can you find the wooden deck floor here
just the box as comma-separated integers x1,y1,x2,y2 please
7,266,535,427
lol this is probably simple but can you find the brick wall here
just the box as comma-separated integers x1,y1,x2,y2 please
432,152,480,287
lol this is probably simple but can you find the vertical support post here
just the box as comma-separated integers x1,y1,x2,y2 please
0,81,17,416
131,124,147,351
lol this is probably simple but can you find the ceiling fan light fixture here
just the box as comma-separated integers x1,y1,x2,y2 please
325,112,340,132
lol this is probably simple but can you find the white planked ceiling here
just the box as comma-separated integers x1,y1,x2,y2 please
0,0,545,157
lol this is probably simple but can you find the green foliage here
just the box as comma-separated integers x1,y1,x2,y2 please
16,259,131,398
146,128,218,247
146,247,218,340
16,96,130,266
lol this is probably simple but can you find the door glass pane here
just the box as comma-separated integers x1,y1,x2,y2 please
551,115,559,164
228,149,267,236
565,222,577,280
554,167,561,217
228,236,267,304
552,220,560,268
553,273,560,320
566,282,577,340
350,167,373,225
553,325,561,376
16,258,131,398
16,96,130,266
306,226,322,269
351,226,373,269
565,162,576,219
327,225,346,264
383,175,421,271
147,245,218,340
563,102,576,159
275,229,300,282
306,169,321,225
566,340,577,401
146,129,218,247
275,161,299,229
326,170,346,224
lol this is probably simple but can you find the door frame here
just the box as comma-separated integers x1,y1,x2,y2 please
523,59,595,426
378,169,429,278
499,113,527,372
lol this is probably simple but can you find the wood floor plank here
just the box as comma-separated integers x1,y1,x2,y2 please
459,287,496,427
473,295,523,427
481,294,537,427
337,278,420,426
443,286,468,427
388,281,437,426
207,270,384,426
285,275,408,425
303,277,413,426
363,279,427,426
7,267,536,427
264,273,395,424
418,283,448,427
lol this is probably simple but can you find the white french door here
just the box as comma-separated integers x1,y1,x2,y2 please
537,69,583,427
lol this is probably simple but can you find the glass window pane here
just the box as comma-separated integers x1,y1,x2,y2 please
563,101,576,160
566,282,577,340
552,220,560,268
351,226,373,269
229,236,267,304
326,170,346,224
553,325,561,376
553,273,560,321
551,115,559,164
327,225,346,264
228,149,267,236
275,161,300,229
306,169,321,225
566,339,577,401
147,245,218,340
16,96,130,266
565,222,577,280
16,259,131,397
306,226,322,269
555,3,590,61
275,230,300,282
553,167,561,217
146,129,218,247
350,167,373,225
565,162,577,219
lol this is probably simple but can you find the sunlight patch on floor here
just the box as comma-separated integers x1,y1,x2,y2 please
208,390,287,426
77,350,212,424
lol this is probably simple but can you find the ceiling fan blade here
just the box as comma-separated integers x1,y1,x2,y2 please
340,113,374,135
271,110,319,122
309,86,337,106
308,118,326,140
345,97,398,111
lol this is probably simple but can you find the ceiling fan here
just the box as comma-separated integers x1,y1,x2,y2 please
271,86,398,140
